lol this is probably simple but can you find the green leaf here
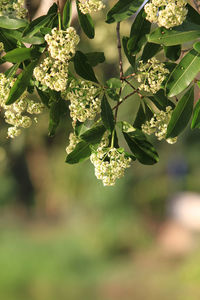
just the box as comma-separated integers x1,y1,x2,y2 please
23,14,55,37
74,51,98,83
163,45,181,61
2,48,39,63
0,29,17,51
191,99,200,129
36,88,50,108
193,41,200,53
106,78,122,89
66,141,91,164
21,34,45,45
123,129,159,165
133,103,146,129
0,16,27,29
85,52,105,66
122,36,136,69
48,98,67,136
148,22,200,46
80,125,106,144
47,3,58,15
6,60,38,105
76,0,95,39
127,8,151,55
141,42,162,62
101,95,115,132
166,49,200,97
63,0,72,28
166,87,194,138
106,0,144,23
149,90,175,110
186,4,200,25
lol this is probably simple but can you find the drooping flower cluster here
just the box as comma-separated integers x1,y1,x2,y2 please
78,0,105,14
144,0,188,29
34,27,80,92
90,146,131,186
137,58,169,94
0,73,44,138
0,0,27,19
62,79,102,122
141,106,177,144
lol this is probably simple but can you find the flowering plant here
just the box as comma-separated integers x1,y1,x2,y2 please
0,0,200,185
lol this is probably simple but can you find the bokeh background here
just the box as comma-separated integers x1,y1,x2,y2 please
1,1,200,299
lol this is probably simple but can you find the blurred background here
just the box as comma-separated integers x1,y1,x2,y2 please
1,1,200,299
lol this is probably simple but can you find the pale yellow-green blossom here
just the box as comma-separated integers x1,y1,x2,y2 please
66,132,81,154
144,0,188,29
90,147,131,186
78,0,105,14
0,0,27,19
141,106,177,144
62,79,102,122
137,57,169,94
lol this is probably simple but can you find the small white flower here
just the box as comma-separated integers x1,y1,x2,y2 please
78,0,105,14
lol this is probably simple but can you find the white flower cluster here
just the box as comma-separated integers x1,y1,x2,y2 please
78,0,105,14
137,58,169,94
66,132,80,154
62,79,102,122
90,147,131,186
0,73,44,138
0,0,27,19
34,27,79,92
141,106,177,144
144,0,188,29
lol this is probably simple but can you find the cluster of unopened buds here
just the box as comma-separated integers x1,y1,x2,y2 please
0,73,44,138
141,106,177,144
62,79,102,122
78,0,105,14
34,27,80,92
0,0,27,19
144,0,188,29
137,57,169,94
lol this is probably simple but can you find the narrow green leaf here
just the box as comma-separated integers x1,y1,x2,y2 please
2,48,39,63
133,103,146,129
123,130,159,165
85,52,105,66
80,125,106,144
21,34,45,44
0,16,27,29
63,0,72,28
0,29,16,51
48,98,67,136
66,141,91,164
166,87,194,138
106,0,144,23
74,51,98,83
186,4,200,25
148,22,200,46
128,8,151,55
149,90,175,110
36,88,50,108
163,45,181,61
76,0,95,39
122,36,136,69
166,49,200,97
6,60,38,105
191,99,200,129
101,95,115,132
23,14,55,37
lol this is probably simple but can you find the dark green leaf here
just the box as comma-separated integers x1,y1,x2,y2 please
101,95,115,132
66,141,91,164
0,16,27,29
133,103,146,129
163,45,181,61
0,28,17,51
106,0,144,23
141,42,162,62
122,36,136,69
80,125,106,144
148,22,200,46
76,0,95,39
123,129,159,165
128,8,151,55
166,87,194,138
47,3,58,15
6,60,38,105
63,0,72,28
23,14,55,37
166,49,200,97
36,88,50,108
48,98,67,136
191,99,200,129
74,51,98,83
149,90,175,110
106,78,122,89
186,4,200,25
85,52,105,66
